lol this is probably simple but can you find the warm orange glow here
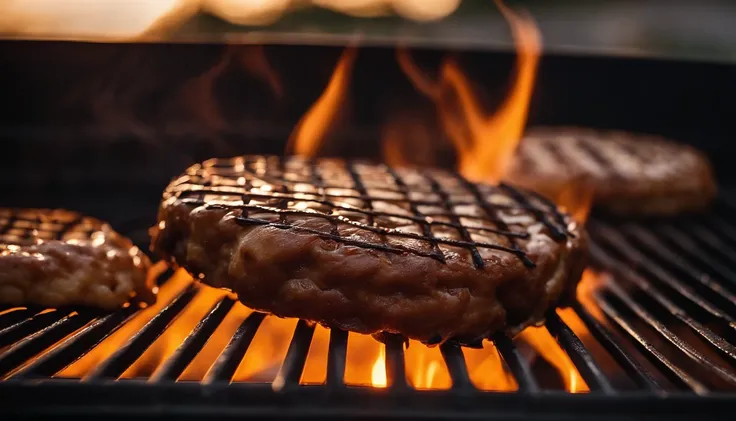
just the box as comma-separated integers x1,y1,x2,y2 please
575,269,608,321
517,326,589,393
58,269,193,378
232,316,297,382
462,341,518,391
553,179,595,224
122,286,233,379
300,324,331,384
181,301,252,381
397,0,541,183
371,346,388,388
404,340,451,389
343,333,386,386
287,47,359,158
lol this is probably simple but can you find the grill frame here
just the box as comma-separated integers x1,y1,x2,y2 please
2,191,736,420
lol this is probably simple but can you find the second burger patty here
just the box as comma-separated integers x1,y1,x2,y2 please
151,155,587,345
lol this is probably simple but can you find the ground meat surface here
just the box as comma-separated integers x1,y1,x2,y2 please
0,209,154,309
507,127,717,215
151,156,587,344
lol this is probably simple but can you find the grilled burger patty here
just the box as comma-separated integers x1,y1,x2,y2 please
0,209,154,309
507,127,717,215
151,156,587,345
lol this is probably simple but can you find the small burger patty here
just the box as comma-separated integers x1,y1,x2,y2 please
151,156,587,345
507,127,717,215
0,209,154,309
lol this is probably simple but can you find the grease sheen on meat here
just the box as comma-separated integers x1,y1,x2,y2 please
0,209,154,309
507,127,717,215
151,156,587,345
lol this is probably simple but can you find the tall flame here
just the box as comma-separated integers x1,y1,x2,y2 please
287,47,359,158
371,346,388,388
396,0,541,183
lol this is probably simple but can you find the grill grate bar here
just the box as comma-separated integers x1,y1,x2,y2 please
0,312,90,378
702,214,736,248
603,275,736,387
0,308,35,332
590,223,734,323
493,334,539,393
203,311,265,383
594,290,708,393
439,343,472,390
13,308,138,378
590,245,736,364
274,320,315,389
689,223,736,268
0,310,68,348
150,298,234,382
570,301,662,391
326,328,348,387
545,312,616,394
384,334,408,389
619,224,736,307
84,286,197,381
656,225,736,290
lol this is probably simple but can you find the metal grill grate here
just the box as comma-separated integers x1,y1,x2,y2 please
2,191,736,418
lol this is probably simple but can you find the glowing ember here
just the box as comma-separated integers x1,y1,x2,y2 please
287,47,359,158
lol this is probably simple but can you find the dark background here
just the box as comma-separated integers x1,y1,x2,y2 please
0,40,734,231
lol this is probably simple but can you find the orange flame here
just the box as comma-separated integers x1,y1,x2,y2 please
396,0,541,183
287,47,358,158
371,346,388,388
405,340,451,389
517,326,589,393
52,269,599,392
463,341,518,391
550,178,595,224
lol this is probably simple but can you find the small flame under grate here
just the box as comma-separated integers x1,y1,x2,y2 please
2,191,736,418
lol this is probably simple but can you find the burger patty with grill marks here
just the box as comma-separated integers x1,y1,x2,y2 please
0,209,154,310
151,156,587,345
507,127,717,215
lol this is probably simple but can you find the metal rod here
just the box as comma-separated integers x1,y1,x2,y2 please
591,245,736,364
493,334,539,393
439,343,472,390
150,298,234,382
384,334,408,390
13,308,138,378
571,301,662,391
545,312,616,394
595,290,708,394
0,312,90,378
273,320,315,389
84,286,197,381
326,328,347,387
203,312,265,383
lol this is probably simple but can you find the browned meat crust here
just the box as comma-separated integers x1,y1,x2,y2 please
151,156,587,345
507,127,717,216
0,209,154,309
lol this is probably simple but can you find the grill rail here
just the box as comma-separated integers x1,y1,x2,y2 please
3,191,736,418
